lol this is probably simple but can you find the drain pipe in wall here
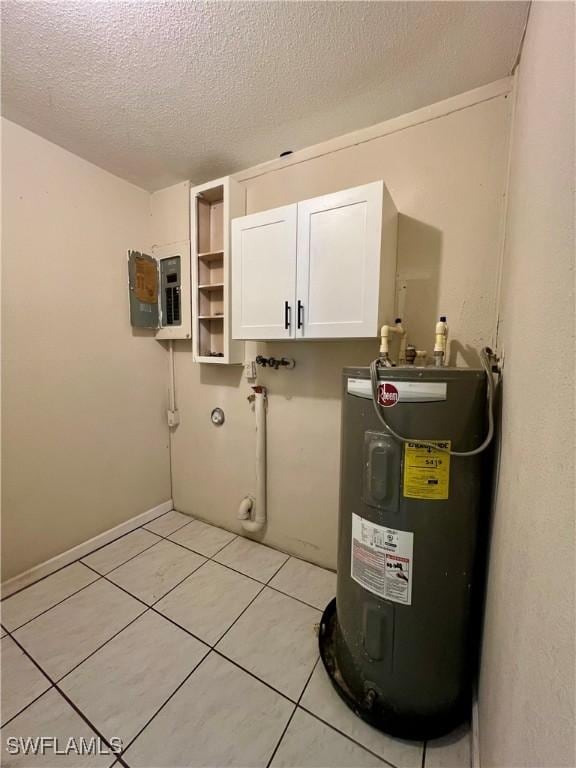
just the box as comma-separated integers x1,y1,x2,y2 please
238,385,267,532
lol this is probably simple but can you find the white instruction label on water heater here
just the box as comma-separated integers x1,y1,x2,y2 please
351,513,414,605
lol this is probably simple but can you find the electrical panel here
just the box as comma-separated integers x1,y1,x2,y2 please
128,241,191,339
160,256,182,327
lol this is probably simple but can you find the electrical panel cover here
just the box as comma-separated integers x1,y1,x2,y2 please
128,250,159,329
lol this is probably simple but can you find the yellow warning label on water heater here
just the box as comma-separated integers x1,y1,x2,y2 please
403,441,451,500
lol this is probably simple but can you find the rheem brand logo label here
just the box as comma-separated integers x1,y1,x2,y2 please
378,382,399,407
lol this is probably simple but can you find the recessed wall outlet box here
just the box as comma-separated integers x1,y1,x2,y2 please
167,409,180,427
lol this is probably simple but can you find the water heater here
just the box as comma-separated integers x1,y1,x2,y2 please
319,365,489,740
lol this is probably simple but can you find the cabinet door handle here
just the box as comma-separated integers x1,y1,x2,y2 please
284,301,291,330
297,300,304,329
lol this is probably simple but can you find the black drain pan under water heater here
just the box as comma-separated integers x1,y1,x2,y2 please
319,365,492,741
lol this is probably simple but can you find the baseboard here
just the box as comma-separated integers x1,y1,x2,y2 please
472,691,480,768
1,500,173,599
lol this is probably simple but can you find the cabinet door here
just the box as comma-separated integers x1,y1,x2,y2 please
296,182,383,338
232,204,297,340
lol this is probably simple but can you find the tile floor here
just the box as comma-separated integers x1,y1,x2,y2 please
0,511,471,767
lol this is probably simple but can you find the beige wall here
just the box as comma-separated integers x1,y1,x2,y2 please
1,119,171,581
479,4,576,767
166,87,512,568
150,181,190,247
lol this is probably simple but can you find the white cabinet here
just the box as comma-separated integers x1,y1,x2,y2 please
231,181,397,341
296,183,386,339
231,204,297,340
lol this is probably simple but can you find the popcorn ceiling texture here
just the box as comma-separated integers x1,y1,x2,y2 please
1,0,528,190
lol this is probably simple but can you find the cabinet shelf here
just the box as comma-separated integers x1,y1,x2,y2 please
195,355,228,364
192,177,245,364
198,250,224,262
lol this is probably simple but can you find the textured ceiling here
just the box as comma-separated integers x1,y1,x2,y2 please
1,1,528,191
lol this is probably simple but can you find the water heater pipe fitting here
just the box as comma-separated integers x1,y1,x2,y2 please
379,319,407,365
369,346,496,457
433,316,448,367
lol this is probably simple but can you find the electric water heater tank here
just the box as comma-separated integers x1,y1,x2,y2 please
319,365,488,740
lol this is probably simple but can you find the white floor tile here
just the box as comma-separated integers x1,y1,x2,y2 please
269,557,336,610
425,724,471,768
271,709,384,768
124,652,293,768
1,564,98,631
144,511,193,537
216,587,320,700
213,536,289,583
300,661,424,768
0,689,114,767
2,531,443,768
1,636,51,725
14,580,145,680
155,561,262,645
81,530,160,575
106,540,205,604
60,611,208,747
168,520,236,558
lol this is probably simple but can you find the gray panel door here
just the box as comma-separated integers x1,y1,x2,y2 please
128,250,159,329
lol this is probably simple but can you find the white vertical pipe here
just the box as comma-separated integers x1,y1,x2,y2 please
255,387,267,519
379,321,407,364
168,340,176,412
433,318,448,367
241,386,266,533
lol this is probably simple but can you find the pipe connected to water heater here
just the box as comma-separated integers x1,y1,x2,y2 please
379,318,407,366
371,315,496,456
433,316,448,367
238,386,267,533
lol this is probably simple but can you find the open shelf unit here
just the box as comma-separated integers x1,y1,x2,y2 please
191,177,245,364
